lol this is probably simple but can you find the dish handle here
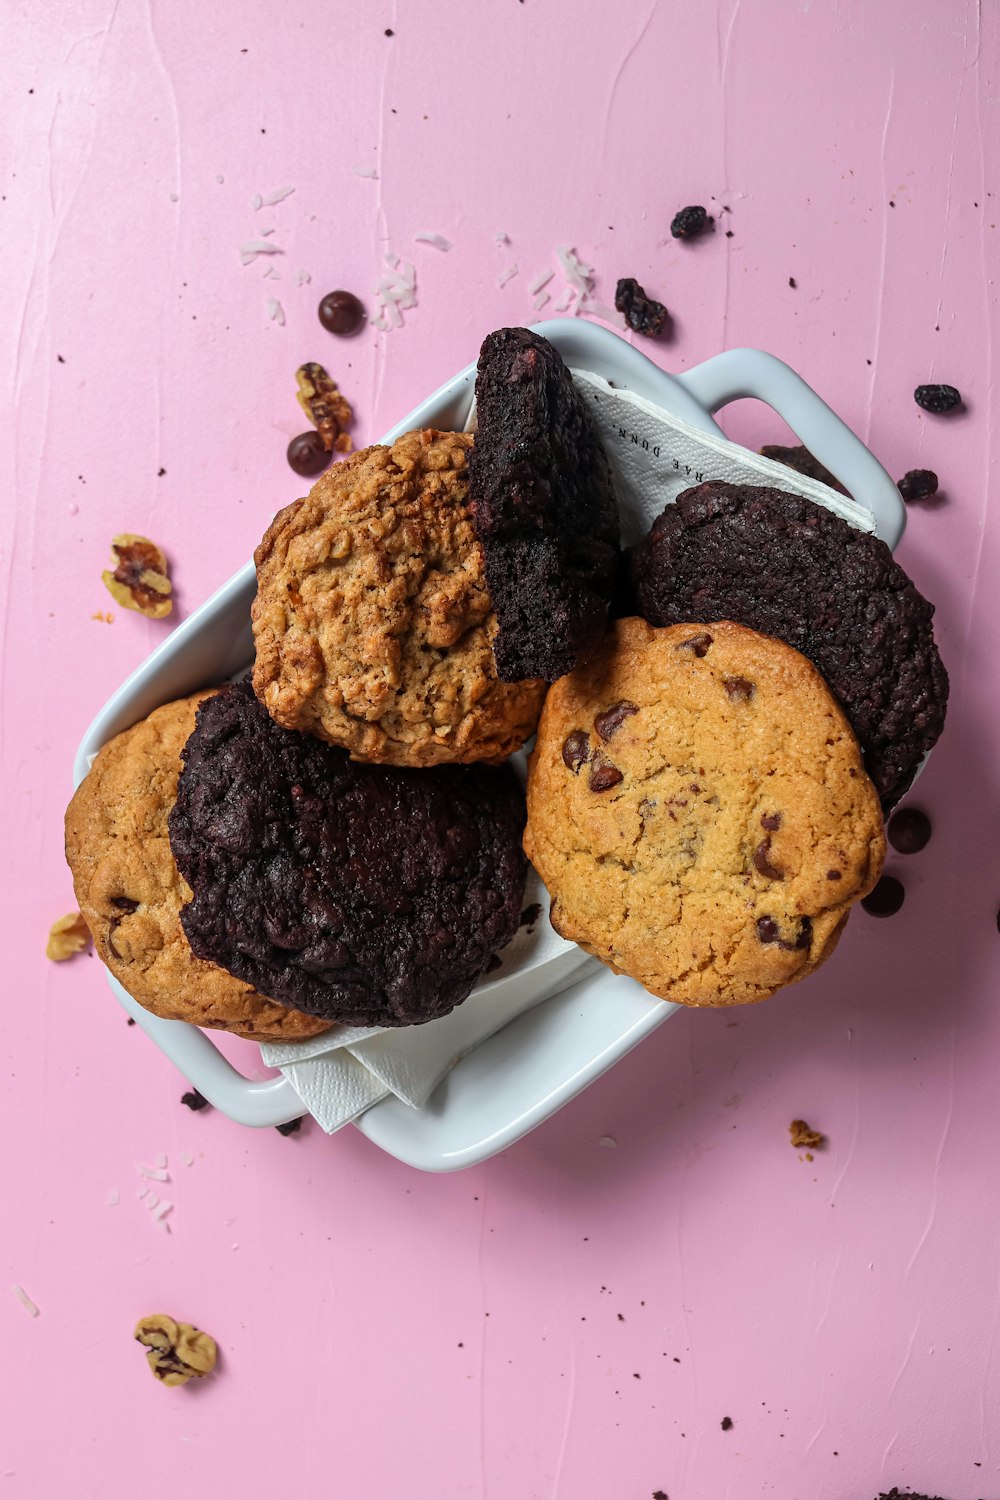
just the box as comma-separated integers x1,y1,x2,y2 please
675,348,905,549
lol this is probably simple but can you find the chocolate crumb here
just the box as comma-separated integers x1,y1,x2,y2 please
126,1017,136,1026
653,1491,669,1500
788,276,796,288
721,1416,734,1431
519,903,542,928
789,1119,825,1149
275,1118,302,1136
485,953,503,972
180,1089,209,1111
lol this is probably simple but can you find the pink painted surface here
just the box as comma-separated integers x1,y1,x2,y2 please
2,1,997,1495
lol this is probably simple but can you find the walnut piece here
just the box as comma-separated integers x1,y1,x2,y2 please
46,911,92,961
134,1314,217,1387
789,1118,825,1150
295,363,353,453
102,534,173,618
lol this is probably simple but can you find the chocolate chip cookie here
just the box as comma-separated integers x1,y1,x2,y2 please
467,327,620,682
168,682,528,1027
629,481,948,810
525,619,885,1007
64,695,328,1041
252,428,545,766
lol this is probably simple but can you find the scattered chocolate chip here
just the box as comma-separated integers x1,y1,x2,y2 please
180,1088,209,1111
897,468,939,502
653,1491,669,1500
275,1118,302,1136
127,1017,136,1026
485,952,503,972
760,812,782,831
753,838,783,880
520,903,542,928
723,676,755,702
157,466,166,477
721,1416,734,1431
887,806,932,854
861,875,905,917
724,229,734,237
589,755,624,793
287,431,331,477
384,27,394,35
826,869,842,881
788,277,797,289
594,700,639,741
614,277,669,338
318,289,365,336
670,205,712,239
678,631,713,657
561,730,590,773
914,383,962,414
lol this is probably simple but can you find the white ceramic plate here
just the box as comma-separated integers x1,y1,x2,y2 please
73,320,905,1170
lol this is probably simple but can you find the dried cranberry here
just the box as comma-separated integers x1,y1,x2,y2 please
897,469,939,502
614,278,669,338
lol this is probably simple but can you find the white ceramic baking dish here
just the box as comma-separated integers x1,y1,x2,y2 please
72,320,905,1170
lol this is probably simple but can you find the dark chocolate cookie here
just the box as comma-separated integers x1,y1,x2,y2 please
467,327,620,682
168,682,528,1027
629,482,948,811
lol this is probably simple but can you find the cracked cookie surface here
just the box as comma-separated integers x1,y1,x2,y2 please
64,695,328,1040
525,618,885,1007
252,428,545,766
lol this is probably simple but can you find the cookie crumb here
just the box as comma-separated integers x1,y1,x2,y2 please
789,1119,825,1150
721,1415,733,1430
180,1089,210,1112
46,911,91,961
519,903,542,928
275,1118,302,1136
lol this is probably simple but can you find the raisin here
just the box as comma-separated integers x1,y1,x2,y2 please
897,469,939,502
914,384,962,414
670,205,712,239
614,278,669,338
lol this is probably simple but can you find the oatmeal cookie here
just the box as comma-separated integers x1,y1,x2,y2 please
168,682,528,1027
64,695,328,1040
252,428,544,766
525,618,885,1007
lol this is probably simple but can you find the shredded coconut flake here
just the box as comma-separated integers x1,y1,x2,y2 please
371,254,417,331
155,1153,167,1169
295,269,312,286
250,192,263,211
352,165,379,179
240,241,284,265
262,266,280,280
599,1135,617,1149
152,1201,174,1222
261,185,295,207
259,226,276,238
266,297,286,326
582,300,618,325
106,1190,120,1207
494,231,510,247
528,269,554,295
169,192,179,203
180,1151,194,1167
136,1163,169,1182
12,1285,39,1318
498,263,519,288
215,174,224,185
532,291,551,311
146,1194,160,1211
414,232,452,251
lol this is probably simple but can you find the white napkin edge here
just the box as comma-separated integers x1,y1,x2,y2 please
569,367,877,533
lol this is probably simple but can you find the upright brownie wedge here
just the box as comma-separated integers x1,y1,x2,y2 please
467,327,620,683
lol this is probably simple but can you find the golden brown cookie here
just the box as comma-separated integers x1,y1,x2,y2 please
525,618,886,1007
252,428,546,766
64,694,328,1041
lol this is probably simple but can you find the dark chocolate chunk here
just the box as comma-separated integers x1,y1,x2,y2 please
589,755,624,793
169,683,528,1027
630,481,948,810
287,431,332,477
594,701,639,741
520,903,542,928
914,384,962,414
485,953,503,972
467,328,620,683
614,278,669,338
760,812,782,831
678,631,713,657
720,1416,733,1431
562,730,590,773
897,468,939,502
181,1088,210,1111
861,875,905,917
752,838,783,880
723,676,755,702
887,806,932,854
275,1118,302,1136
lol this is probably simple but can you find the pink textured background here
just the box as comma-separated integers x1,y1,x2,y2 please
2,3,998,1496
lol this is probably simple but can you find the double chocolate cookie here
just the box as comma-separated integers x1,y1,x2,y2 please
525,619,885,1007
168,682,528,1027
467,327,620,682
64,695,328,1041
628,481,948,809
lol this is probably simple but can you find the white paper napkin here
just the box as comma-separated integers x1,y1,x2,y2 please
569,368,875,542
260,374,874,1133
